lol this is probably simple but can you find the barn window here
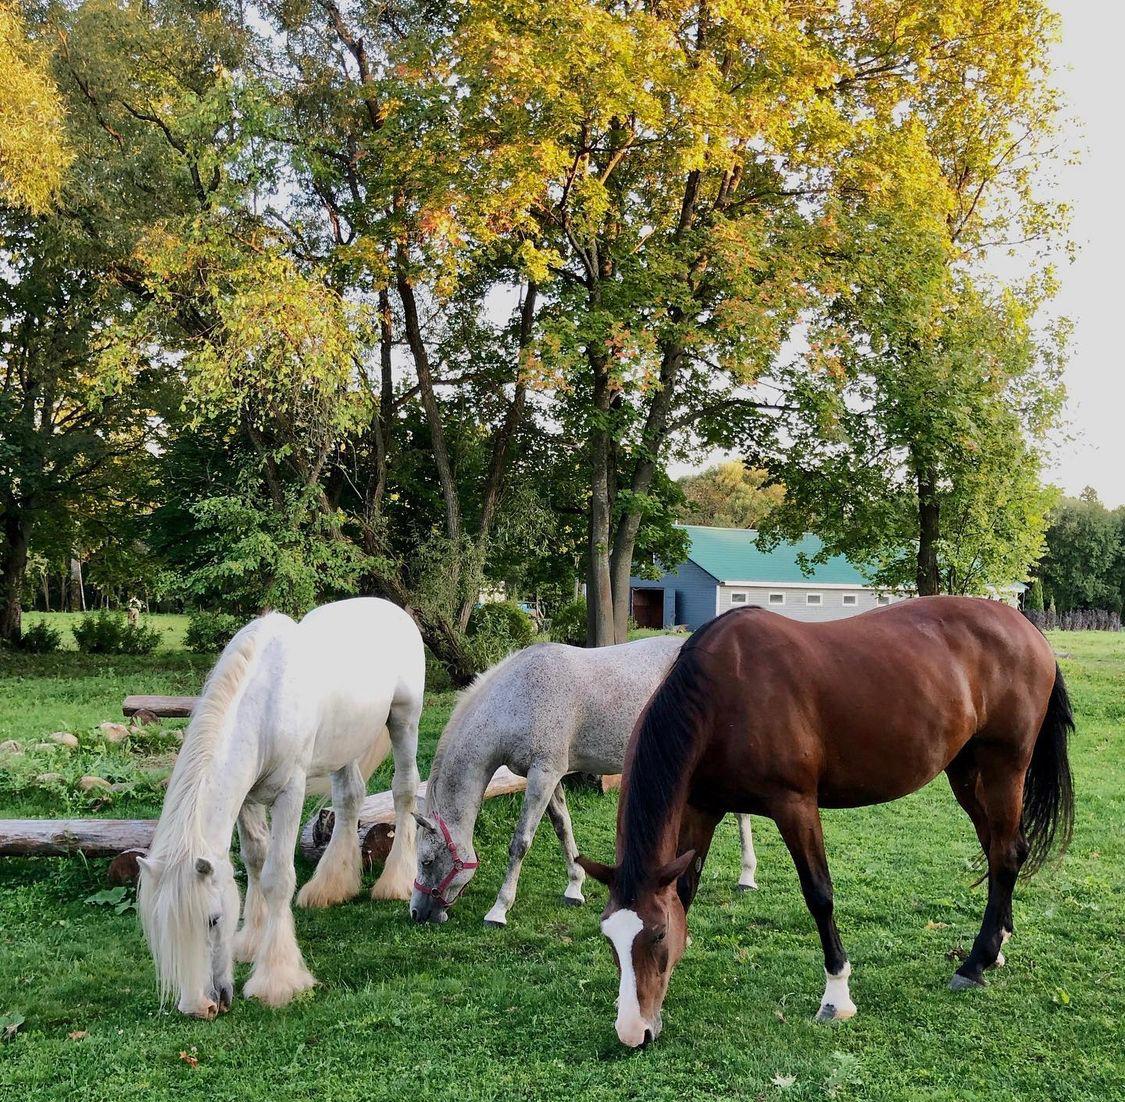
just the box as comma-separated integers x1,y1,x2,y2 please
730,591,749,605
842,594,858,607
768,592,785,606
806,593,823,606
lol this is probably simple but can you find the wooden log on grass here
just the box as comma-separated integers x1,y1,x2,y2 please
122,695,197,719
299,766,527,863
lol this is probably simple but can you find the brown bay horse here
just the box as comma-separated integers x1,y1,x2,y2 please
577,597,1074,1047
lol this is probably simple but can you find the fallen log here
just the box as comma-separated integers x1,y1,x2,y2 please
299,766,526,863
122,695,197,718
0,767,528,863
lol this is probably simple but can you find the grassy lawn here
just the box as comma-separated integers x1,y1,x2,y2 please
22,612,192,652
1,631,1123,1100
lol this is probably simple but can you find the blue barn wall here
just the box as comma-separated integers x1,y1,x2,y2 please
629,559,718,630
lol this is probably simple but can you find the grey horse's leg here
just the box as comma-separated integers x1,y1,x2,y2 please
545,782,586,905
736,814,759,890
484,768,560,927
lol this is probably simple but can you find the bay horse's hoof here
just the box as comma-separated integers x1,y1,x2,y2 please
815,1002,856,1023
949,972,987,991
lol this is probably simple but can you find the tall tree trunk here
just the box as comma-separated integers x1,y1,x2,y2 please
916,467,941,596
586,352,616,647
1,513,30,645
69,557,86,612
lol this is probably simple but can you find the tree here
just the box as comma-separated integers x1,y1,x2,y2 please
677,461,783,530
1038,490,1123,613
0,2,71,213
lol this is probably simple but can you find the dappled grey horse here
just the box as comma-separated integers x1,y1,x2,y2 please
410,636,759,927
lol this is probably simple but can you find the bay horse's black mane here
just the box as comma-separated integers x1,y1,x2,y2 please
616,608,762,904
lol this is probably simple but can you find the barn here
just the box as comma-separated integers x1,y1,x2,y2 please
628,525,905,631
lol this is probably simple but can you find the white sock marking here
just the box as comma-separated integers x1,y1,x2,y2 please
602,908,646,1046
819,961,857,1020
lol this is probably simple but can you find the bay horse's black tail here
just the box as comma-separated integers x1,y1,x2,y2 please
1021,663,1075,877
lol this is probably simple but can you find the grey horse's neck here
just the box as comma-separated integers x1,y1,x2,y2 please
427,722,502,841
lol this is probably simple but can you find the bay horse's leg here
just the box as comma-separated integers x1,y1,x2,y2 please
545,782,586,906
951,748,1029,990
946,746,992,857
372,696,422,901
234,800,269,963
773,801,855,1022
735,814,758,891
297,761,364,908
484,768,560,927
243,777,318,1008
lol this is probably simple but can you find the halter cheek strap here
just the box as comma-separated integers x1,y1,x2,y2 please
412,814,479,910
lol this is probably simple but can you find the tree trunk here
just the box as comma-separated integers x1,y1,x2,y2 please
916,469,941,596
1,513,30,645
586,342,617,647
69,557,86,612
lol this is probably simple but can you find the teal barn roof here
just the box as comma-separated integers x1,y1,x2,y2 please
679,526,870,586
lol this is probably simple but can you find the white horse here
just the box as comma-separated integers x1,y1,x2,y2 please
138,597,424,1017
410,635,759,928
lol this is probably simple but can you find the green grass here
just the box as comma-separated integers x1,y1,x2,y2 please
1,632,1123,1100
21,612,192,652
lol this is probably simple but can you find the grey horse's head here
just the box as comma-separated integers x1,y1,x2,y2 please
408,812,479,924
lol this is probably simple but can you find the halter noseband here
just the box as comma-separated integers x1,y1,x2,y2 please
412,813,478,910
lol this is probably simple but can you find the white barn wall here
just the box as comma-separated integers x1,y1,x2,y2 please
715,584,908,623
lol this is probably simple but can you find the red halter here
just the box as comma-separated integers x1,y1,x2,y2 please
412,814,478,910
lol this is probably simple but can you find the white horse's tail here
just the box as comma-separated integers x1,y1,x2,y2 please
140,612,290,1006
304,725,391,797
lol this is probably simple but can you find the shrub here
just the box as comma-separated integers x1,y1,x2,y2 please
549,598,587,647
18,620,62,653
72,610,161,654
184,611,241,654
468,600,536,667
72,610,127,654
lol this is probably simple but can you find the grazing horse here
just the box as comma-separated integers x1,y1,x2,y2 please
578,597,1074,1047
138,598,424,1017
409,636,759,927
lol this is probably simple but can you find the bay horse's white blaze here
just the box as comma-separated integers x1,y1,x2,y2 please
817,962,857,1022
411,636,759,927
139,598,425,1016
602,909,647,1047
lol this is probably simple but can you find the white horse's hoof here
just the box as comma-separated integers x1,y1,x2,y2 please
232,930,261,964
244,965,318,1008
370,874,413,901
737,880,758,892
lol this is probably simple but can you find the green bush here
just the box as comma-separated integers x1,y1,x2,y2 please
184,611,241,654
72,610,161,655
18,620,62,653
549,598,587,647
467,600,536,667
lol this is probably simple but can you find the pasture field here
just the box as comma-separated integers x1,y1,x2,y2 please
0,632,1123,1101
21,612,192,652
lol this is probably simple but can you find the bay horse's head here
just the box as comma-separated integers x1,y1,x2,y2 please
577,849,696,1048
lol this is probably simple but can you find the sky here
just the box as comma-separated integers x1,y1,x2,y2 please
674,2,1124,506
1040,1,1125,506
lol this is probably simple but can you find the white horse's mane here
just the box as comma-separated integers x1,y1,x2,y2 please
140,611,292,1005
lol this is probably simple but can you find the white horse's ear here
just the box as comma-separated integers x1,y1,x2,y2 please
412,811,437,834
195,857,213,876
137,854,158,877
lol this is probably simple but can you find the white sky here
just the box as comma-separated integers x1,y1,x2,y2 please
674,3,1124,506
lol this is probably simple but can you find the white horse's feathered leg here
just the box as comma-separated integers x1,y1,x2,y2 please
297,761,366,908
243,779,317,1007
234,801,270,962
545,783,586,905
484,769,559,927
372,700,421,900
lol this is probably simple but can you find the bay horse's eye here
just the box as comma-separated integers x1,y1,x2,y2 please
653,928,666,943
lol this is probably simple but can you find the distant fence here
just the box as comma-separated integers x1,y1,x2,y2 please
1024,608,1122,632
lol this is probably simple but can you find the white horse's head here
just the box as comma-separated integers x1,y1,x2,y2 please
138,852,240,1018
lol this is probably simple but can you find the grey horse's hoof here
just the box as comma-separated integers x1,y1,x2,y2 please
483,918,506,928
737,883,758,893
561,894,584,907
949,972,987,991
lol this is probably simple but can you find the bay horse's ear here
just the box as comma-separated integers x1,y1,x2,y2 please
576,854,615,886
654,849,696,889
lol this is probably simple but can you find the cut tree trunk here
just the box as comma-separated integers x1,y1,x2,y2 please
122,695,197,718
